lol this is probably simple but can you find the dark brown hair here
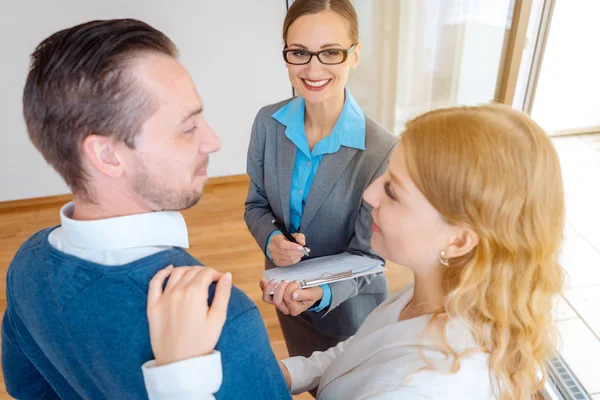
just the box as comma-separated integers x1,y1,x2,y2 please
283,0,359,45
23,19,177,198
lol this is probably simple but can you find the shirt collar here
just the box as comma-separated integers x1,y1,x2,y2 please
272,88,366,158
59,202,189,250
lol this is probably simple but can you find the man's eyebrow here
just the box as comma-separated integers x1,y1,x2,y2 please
179,107,203,126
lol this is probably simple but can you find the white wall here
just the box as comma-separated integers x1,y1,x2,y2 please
0,0,292,201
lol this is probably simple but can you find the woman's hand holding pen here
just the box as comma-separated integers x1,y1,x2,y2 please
268,233,310,267
259,278,323,316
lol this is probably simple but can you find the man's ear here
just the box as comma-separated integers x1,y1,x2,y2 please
81,135,125,178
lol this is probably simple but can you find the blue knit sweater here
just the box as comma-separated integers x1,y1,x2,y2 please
2,227,290,399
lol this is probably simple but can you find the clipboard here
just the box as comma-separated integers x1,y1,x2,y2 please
264,253,386,293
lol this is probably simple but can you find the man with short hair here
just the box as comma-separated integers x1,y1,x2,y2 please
2,19,290,399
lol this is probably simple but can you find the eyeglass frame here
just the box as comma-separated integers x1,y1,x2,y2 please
282,44,357,65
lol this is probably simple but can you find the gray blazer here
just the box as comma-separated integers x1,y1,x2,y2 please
244,98,397,337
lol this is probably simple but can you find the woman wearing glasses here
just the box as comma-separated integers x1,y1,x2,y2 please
245,0,396,361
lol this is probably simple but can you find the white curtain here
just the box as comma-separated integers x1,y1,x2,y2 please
348,0,512,134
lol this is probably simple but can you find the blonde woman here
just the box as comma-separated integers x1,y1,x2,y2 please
144,104,565,400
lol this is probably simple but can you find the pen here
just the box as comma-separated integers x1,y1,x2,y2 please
271,219,310,257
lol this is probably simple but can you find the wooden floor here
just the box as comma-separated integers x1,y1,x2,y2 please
0,176,414,399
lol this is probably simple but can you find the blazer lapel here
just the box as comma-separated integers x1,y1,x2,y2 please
276,123,296,229
300,146,359,230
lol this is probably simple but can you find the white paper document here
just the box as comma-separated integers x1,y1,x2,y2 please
264,253,386,290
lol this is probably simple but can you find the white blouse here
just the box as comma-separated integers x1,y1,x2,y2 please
281,286,495,399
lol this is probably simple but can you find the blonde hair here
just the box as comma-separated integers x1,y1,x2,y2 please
401,104,565,400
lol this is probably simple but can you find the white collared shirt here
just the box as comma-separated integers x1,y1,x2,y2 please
48,202,190,266
47,202,222,400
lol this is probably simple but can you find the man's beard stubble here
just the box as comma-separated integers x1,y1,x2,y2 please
132,157,202,211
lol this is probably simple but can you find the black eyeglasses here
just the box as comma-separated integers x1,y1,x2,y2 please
282,44,357,65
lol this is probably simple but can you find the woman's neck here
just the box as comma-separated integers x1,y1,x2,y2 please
304,91,345,148
399,269,446,321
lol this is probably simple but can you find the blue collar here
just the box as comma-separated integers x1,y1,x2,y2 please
272,88,366,158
